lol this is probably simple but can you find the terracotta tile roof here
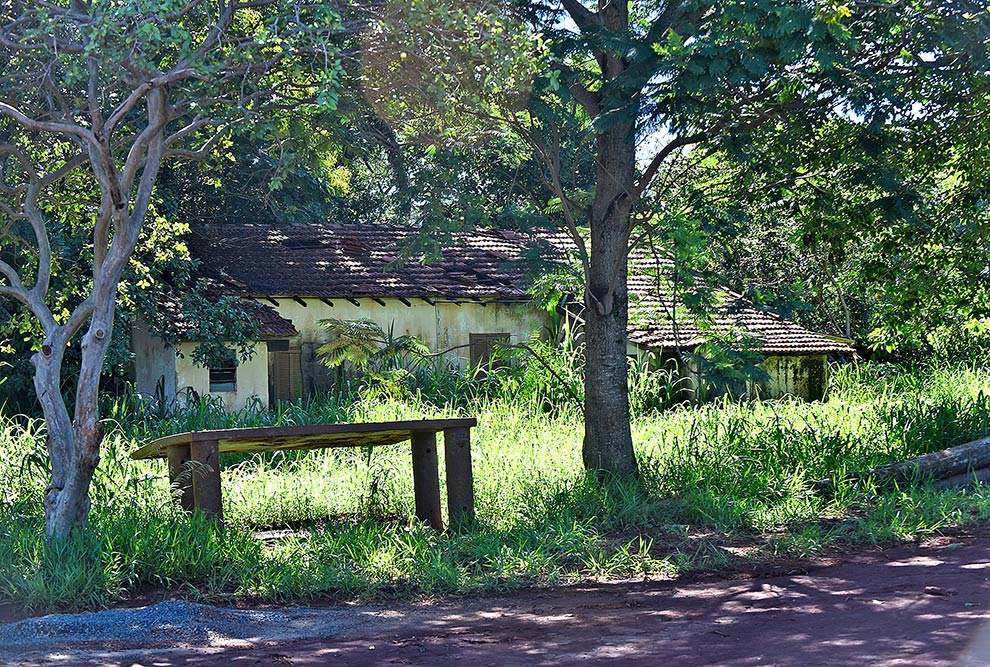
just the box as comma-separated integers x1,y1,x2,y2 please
160,282,298,339
626,250,856,356
239,300,299,338
627,288,856,355
187,224,537,301
186,223,854,355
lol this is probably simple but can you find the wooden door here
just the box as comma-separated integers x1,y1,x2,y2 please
268,343,302,405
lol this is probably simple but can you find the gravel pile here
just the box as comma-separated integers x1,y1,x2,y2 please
0,598,352,654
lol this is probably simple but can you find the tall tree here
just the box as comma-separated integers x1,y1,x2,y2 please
0,0,340,538
695,89,990,360
364,0,990,479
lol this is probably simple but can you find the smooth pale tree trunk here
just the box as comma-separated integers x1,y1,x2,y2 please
33,283,119,538
35,236,145,538
30,89,166,539
582,119,638,480
32,350,86,536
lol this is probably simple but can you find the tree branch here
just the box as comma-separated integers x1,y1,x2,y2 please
565,79,601,118
0,102,97,145
0,256,55,333
119,92,172,198
23,182,51,298
560,0,601,30
0,144,52,298
515,117,592,277
631,133,705,205
38,151,90,187
0,283,28,306
162,118,234,161
105,68,208,137
0,259,27,299
87,58,105,137
61,296,95,343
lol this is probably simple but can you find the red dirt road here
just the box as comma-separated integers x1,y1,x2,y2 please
11,534,990,667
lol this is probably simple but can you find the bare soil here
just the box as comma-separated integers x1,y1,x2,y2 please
5,532,990,667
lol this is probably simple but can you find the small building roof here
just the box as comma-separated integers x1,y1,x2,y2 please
241,300,299,338
628,280,855,355
187,224,538,302
626,251,856,356
158,283,298,339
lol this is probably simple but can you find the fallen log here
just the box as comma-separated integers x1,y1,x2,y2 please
815,435,990,495
932,467,990,491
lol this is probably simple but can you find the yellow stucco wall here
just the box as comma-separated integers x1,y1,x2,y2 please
434,302,547,368
274,299,438,346
271,298,546,369
630,344,829,402
168,298,546,407
175,342,269,411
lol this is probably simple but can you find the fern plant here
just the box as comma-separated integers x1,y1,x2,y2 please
317,319,430,373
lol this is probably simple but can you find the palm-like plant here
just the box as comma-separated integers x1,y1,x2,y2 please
317,319,429,373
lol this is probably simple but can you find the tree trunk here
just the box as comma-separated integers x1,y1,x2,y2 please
583,292,636,478
34,232,127,539
582,117,638,479
33,348,101,539
36,355,110,537
862,435,990,485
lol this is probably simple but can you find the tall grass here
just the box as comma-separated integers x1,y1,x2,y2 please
2,362,990,612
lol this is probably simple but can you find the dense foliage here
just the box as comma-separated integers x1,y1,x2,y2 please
679,92,990,361
0,0,343,536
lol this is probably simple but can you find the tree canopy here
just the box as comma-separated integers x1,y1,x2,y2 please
0,0,342,537
362,0,990,478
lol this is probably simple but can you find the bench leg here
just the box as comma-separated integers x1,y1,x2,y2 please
411,431,443,531
190,439,223,521
443,427,475,530
167,444,195,512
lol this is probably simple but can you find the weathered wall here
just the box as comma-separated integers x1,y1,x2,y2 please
271,297,546,372
759,355,827,401
274,299,439,347
433,302,548,368
147,298,547,407
131,319,176,401
175,341,269,411
630,343,829,402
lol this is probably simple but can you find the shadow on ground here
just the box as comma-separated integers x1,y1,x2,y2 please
4,535,990,667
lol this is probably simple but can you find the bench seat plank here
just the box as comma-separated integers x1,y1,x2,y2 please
131,418,478,460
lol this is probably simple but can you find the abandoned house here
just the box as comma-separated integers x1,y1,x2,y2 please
627,251,856,400
131,223,856,409
133,224,549,410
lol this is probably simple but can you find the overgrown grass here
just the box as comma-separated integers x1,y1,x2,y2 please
2,361,990,612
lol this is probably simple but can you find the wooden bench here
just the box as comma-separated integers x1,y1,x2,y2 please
130,418,477,531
